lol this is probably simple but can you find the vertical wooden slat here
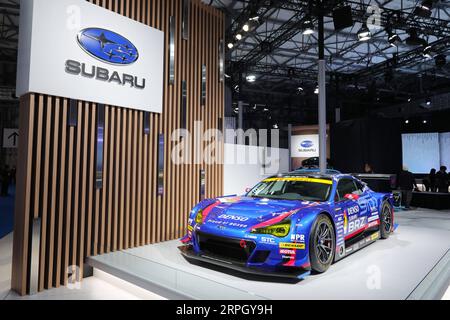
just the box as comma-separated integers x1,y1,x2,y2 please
12,0,225,295
11,94,35,295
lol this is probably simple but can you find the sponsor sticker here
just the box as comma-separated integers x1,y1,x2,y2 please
261,237,276,245
371,232,380,241
290,234,305,242
279,249,296,255
263,177,332,185
279,242,306,250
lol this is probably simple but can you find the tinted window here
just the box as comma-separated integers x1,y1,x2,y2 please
248,178,332,202
336,179,358,201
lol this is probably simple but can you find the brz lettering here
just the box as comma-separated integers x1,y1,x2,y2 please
347,217,366,234
65,59,146,89
218,214,249,222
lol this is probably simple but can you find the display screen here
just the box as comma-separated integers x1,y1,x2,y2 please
402,132,450,173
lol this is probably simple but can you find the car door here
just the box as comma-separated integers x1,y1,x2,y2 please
335,178,364,239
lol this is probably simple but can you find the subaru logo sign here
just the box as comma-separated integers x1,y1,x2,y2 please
77,28,139,65
301,140,314,148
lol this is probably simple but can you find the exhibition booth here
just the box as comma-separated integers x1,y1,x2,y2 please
3,0,449,301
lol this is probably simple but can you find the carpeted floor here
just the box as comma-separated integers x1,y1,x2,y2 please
0,185,14,239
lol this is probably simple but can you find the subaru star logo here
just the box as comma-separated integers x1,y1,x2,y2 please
77,28,139,65
301,140,314,148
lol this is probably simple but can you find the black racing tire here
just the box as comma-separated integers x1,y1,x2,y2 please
309,214,335,274
380,201,393,239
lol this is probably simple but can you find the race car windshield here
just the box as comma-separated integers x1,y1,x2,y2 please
247,178,332,202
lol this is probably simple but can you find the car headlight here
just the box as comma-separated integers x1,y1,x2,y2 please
195,209,203,225
251,221,291,237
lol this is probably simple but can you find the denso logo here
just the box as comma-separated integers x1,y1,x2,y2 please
218,214,249,222
77,28,139,65
347,205,359,215
300,140,314,148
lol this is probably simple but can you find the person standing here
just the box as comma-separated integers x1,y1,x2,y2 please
436,166,449,193
364,163,374,174
398,166,417,209
424,168,436,192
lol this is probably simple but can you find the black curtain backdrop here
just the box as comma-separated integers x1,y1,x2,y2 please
330,118,402,174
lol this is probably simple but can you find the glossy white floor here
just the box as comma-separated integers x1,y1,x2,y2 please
88,209,450,300
1,209,449,300
0,233,164,300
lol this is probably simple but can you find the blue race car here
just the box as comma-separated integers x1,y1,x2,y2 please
179,173,394,278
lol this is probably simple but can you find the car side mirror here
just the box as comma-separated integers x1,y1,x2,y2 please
245,187,252,193
344,193,359,201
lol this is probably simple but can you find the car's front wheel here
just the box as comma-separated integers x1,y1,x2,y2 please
309,214,335,273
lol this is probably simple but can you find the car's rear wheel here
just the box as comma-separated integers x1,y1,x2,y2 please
309,214,335,273
380,201,393,239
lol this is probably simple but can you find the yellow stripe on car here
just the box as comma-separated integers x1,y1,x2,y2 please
263,177,333,185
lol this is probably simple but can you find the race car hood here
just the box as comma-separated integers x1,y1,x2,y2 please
202,196,321,231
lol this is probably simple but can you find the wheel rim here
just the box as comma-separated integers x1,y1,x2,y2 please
315,222,333,264
382,205,392,232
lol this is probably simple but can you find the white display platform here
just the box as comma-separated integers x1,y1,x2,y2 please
87,209,450,300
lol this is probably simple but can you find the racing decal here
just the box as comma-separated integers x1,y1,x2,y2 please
279,249,296,255
201,201,221,223
290,234,305,242
261,237,276,245
368,214,380,222
279,242,306,250
347,205,359,215
207,219,248,229
344,217,367,239
263,177,332,185
218,214,249,222
188,225,194,232
370,231,380,241
217,196,241,203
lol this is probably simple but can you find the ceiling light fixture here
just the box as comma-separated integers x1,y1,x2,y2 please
303,18,315,35
242,24,249,32
387,29,401,47
235,33,242,40
246,75,256,83
227,42,234,49
357,23,371,41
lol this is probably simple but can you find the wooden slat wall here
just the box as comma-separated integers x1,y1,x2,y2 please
11,0,225,295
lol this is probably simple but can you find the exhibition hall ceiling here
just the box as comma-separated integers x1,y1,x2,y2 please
210,0,450,115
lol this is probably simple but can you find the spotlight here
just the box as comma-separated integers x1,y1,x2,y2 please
235,33,242,40
414,0,433,17
242,24,249,32
314,85,319,95
387,29,401,47
357,23,371,41
246,75,256,83
423,120,428,124
408,97,412,102
426,97,431,106
405,120,410,124
249,16,259,21
273,124,279,129
422,44,433,59
303,19,315,35
227,42,234,49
